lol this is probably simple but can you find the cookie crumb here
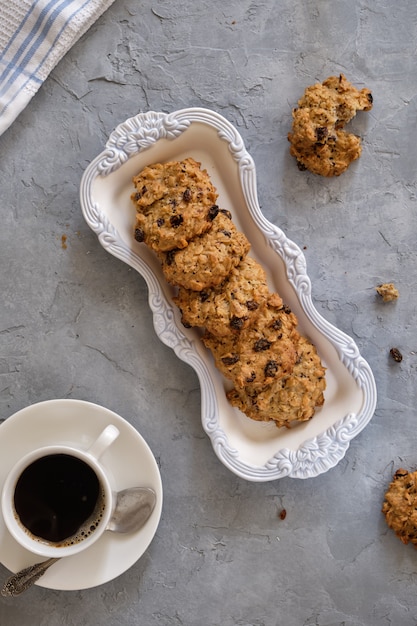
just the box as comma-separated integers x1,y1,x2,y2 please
376,283,399,302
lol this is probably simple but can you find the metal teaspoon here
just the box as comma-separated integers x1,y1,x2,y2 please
1,486,157,597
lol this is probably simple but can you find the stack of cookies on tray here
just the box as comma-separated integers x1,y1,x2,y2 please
131,157,326,429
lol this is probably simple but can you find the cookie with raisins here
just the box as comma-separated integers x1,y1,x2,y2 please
202,293,299,388
158,209,251,291
227,334,326,428
382,468,417,548
132,158,218,251
173,257,269,336
288,74,373,176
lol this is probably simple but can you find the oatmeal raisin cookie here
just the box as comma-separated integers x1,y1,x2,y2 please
288,74,373,176
227,334,326,428
158,208,250,291
173,256,269,336
202,293,299,388
382,468,417,547
132,158,218,251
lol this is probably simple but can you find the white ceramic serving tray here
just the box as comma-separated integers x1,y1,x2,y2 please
80,107,377,482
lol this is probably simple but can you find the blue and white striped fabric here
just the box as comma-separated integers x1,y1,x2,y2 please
0,0,116,136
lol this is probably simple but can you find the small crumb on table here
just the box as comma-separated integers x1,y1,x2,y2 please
376,282,399,302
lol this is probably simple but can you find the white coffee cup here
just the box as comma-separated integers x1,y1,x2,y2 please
1,424,120,558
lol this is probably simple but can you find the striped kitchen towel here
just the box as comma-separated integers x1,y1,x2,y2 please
0,0,116,136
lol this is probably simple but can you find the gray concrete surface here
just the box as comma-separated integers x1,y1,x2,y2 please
1,0,417,624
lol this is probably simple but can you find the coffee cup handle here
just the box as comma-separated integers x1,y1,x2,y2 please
87,425,120,460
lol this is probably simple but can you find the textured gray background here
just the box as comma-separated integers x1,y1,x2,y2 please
1,0,417,624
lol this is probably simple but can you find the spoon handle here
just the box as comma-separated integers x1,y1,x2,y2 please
1,558,59,596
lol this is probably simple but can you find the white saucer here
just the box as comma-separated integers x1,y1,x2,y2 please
0,399,163,591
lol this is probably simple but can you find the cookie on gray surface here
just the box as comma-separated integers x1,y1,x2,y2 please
382,468,417,548
288,74,373,177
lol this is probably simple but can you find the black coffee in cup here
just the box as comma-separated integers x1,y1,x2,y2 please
13,453,104,544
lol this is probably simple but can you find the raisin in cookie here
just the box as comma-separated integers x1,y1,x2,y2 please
158,209,251,291
202,293,298,388
288,74,373,176
382,468,417,547
132,158,218,251
173,257,269,336
227,334,326,428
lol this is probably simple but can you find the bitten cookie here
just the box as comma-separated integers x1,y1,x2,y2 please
382,468,417,547
132,157,218,251
202,293,299,388
288,74,373,176
173,256,269,336
227,334,326,428
158,208,251,291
